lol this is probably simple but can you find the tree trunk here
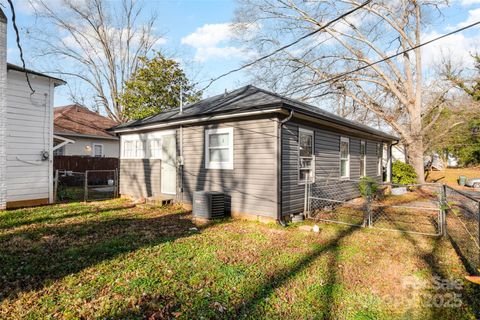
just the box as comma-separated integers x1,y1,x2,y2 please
405,138,425,183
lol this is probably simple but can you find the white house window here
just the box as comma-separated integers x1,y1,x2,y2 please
135,140,145,158
53,146,65,156
377,143,382,176
340,137,350,178
149,139,162,159
123,141,134,158
360,140,366,177
299,128,314,183
93,144,103,157
205,128,233,169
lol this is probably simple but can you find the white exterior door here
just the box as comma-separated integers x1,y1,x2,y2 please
161,134,177,195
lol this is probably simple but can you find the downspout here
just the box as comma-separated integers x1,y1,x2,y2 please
389,140,399,183
277,109,294,227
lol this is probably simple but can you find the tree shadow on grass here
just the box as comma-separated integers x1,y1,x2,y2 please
103,225,358,319
0,208,222,304
0,202,136,230
395,226,480,319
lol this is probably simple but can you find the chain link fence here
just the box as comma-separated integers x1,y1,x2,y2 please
305,179,444,236
304,178,480,274
306,178,366,226
444,186,480,275
54,169,118,203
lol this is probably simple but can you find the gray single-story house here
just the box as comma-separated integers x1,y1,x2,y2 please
111,85,398,222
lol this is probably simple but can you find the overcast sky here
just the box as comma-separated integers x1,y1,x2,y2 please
4,0,480,108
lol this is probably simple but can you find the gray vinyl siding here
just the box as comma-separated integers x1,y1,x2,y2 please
181,116,278,218
281,121,383,216
120,159,162,198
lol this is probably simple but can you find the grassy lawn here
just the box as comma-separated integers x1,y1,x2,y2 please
0,199,479,319
427,167,480,189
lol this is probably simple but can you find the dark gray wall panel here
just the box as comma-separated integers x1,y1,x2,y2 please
120,159,162,198
181,117,278,218
281,120,383,216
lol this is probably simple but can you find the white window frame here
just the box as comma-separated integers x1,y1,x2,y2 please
205,127,234,170
121,130,175,160
123,140,134,158
148,138,162,159
360,140,366,177
93,143,104,157
134,140,145,158
298,128,315,184
340,137,350,178
53,145,65,156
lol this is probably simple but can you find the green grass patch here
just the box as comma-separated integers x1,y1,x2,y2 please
0,200,478,319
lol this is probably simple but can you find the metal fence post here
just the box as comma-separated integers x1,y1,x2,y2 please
84,171,88,202
304,175,309,218
365,181,372,227
441,184,447,237
114,168,119,198
478,200,480,270
53,169,59,204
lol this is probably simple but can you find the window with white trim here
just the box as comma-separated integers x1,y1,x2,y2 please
360,140,366,177
148,138,162,159
205,128,233,169
376,143,382,176
299,128,314,183
135,140,145,158
93,144,103,157
53,146,65,156
340,137,350,178
123,141,134,158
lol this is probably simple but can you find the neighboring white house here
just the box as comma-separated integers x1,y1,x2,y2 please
54,104,119,158
391,142,459,169
0,10,65,209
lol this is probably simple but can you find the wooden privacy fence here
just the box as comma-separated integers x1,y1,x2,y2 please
54,156,119,172
53,156,119,203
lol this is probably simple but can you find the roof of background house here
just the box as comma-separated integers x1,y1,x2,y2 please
112,85,399,140
54,104,118,140
7,63,66,85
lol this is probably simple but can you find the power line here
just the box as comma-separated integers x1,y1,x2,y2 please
318,20,480,86
7,0,35,94
200,0,372,91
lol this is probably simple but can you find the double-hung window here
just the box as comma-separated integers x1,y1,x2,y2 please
135,140,145,158
376,143,382,176
149,139,162,159
299,128,314,183
360,140,366,177
205,128,233,169
123,141,134,158
93,144,103,157
340,137,350,178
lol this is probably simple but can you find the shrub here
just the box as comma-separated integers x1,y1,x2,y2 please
392,160,417,185
359,176,379,197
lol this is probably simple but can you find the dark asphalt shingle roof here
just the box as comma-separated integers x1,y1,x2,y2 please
113,85,398,140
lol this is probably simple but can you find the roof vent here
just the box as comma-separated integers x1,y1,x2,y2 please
193,191,226,220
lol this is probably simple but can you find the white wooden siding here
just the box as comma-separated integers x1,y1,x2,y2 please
5,71,55,203
0,18,5,209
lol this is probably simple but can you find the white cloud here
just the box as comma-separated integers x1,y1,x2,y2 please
422,31,480,69
181,23,257,62
460,0,480,6
181,23,234,48
457,8,480,28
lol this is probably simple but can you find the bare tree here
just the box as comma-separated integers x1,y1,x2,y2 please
234,0,451,182
27,0,161,122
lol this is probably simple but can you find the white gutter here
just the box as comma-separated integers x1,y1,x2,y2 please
53,134,75,151
111,108,287,133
